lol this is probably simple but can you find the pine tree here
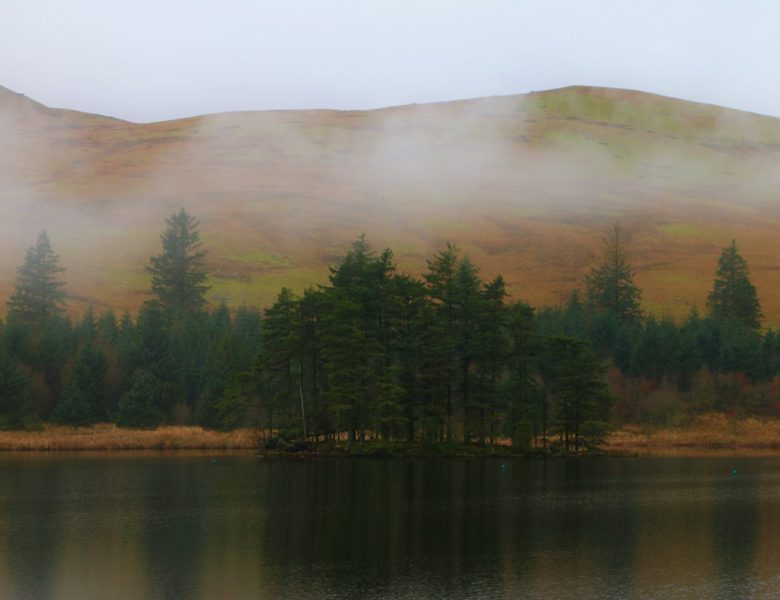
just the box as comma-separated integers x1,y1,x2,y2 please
424,243,459,442
504,301,540,448
298,288,326,438
389,274,434,442
51,386,94,426
543,336,611,452
319,237,403,442
115,370,164,429
474,275,507,444
586,224,642,322
147,209,210,315
452,256,483,444
7,231,66,324
255,287,302,436
706,240,762,329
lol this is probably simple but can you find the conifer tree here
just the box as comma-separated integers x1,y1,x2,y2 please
389,274,432,442
115,370,164,429
147,209,210,315
474,275,507,444
706,240,762,329
544,336,611,451
255,287,302,436
52,345,108,426
504,301,540,448
586,224,642,322
424,243,459,442
452,256,483,444
319,237,402,442
7,231,66,324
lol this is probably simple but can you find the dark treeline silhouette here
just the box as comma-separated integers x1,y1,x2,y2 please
0,214,775,451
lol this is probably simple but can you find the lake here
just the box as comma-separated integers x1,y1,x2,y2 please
0,454,777,599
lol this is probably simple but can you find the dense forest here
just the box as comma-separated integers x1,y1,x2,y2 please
0,210,776,452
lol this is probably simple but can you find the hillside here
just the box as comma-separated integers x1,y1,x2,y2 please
2,84,780,320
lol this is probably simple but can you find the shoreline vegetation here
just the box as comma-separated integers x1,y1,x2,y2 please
603,413,780,456
2,413,780,456
3,212,778,458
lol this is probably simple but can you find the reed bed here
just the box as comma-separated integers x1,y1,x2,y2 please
4,414,780,455
605,413,780,456
0,424,262,451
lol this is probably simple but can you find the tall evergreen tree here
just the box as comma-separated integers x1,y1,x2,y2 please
474,275,508,444
389,274,432,442
319,237,403,442
543,336,611,452
424,243,459,442
147,209,210,315
706,240,762,329
7,231,66,324
504,301,540,448
586,224,642,322
451,255,483,444
298,289,326,437
255,287,302,436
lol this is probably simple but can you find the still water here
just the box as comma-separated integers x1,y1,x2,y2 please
0,454,777,599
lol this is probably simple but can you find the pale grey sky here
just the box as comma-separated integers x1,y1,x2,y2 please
0,0,777,122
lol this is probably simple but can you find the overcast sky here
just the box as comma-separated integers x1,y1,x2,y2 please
1,0,778,122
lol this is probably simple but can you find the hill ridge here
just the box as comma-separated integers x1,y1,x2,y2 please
5,82,780,126
2,84,780,322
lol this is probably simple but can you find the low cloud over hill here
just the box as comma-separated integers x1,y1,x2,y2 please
2,84,780,320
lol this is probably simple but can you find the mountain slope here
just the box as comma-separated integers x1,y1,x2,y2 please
2,85,780,321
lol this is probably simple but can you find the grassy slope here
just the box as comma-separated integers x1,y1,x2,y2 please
3,85,780,321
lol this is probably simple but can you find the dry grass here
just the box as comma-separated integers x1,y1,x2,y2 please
4,416,780,456
605,413,780,456
0,424,262,451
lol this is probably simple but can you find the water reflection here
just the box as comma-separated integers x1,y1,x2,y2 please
0,455,777,599
710,465,759,599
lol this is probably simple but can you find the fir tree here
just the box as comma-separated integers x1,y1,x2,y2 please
115,370,164,429
255,287,302,436
424,243,459,442
451,255,483,444
474,275,508,444
147,209,210,315
51,386,94,426
7,231,66,324
706,240,762,329
543,337,611,451
319,237,403,442
504,301,540,448
586,224,642,322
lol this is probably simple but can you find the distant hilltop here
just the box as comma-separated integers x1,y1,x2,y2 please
2,84,780,321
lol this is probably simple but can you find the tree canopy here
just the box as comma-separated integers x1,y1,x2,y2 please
707,240,762,329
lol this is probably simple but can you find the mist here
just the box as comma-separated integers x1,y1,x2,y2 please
3,84,780,319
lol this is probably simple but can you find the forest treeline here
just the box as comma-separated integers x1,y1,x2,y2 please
0,210,776,451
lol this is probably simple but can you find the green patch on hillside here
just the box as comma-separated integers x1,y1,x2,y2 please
525,90,620,122
207,267,328,308
98,267,151,290
660,223,719,241
233,250,291,267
